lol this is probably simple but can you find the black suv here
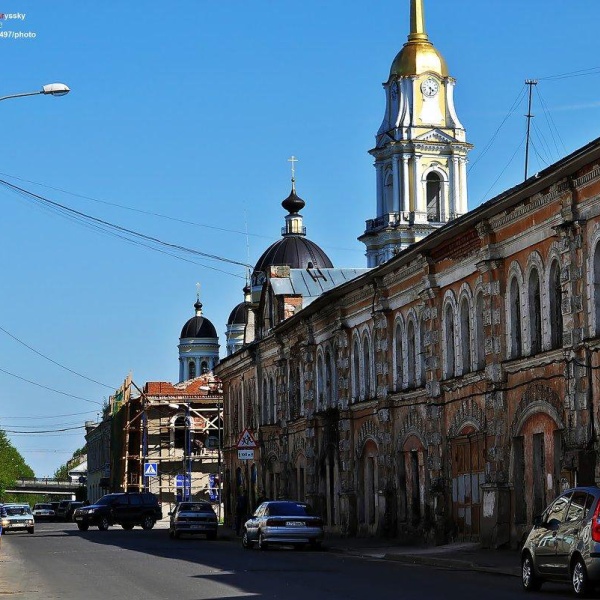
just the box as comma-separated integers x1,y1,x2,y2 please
73,492,162,531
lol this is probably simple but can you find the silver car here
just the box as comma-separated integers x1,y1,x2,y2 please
521,486,600,596
1,503,35,534
242,500,324,550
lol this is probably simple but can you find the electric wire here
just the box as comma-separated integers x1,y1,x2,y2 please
536,87,567,156
479,134,526,203
0,178,253,270
0,365,102,405
0,324,116,390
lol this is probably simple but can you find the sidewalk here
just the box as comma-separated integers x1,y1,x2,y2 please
219,524,521,578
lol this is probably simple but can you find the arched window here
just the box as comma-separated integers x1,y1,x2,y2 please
444,304,455,379
528,268,542,355
460,298,471,375
509,278,522,358
262,378,268,424
407,321,416,388
188,361,196,379
549,260,563,349
316,354,324,410
394,321,403,390
419,319,427,386
201,360,209,374
594,243,600,336
384,171,394,213
475,293,485,370
362,335,372,399
426,172,442,222
353,338,361,402
269,378,276,424
325,349,334,408
173,415,187,450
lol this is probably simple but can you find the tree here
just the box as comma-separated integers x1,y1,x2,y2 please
53,446,86,480
0,429,34,502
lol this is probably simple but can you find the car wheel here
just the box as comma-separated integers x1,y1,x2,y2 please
572,557,589,597
122,523,134,530
309,540,322,551
258,531,268,551
241,530,254,549
98,516,110,531
27,528,34,534
522,553,542,592
141,515,155,530
169,528,175,539
207,532,217,541
77,523,89,531
174,530,181,539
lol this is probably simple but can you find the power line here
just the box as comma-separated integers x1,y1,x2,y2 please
0,365,102,406
0,324,116,390
0,178,253,270
2,425,85,434
1,411,98,420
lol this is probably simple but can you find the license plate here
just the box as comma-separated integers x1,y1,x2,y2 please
190,525,202,529
286,521,304,527
75,516,82,521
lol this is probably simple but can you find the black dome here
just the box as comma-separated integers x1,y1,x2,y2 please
227,302,246,326
180,316,217,339
254,236,333,273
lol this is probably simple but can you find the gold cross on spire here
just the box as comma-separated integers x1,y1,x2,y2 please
288,155,298,192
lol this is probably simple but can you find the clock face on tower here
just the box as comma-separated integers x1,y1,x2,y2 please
421,77,439,98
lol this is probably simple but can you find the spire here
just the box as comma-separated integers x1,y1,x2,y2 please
194,283,203,316
409,0,428,42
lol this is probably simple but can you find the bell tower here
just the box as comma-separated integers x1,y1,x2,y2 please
359,0,472,267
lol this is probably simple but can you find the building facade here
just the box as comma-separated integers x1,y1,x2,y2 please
215,0,600,547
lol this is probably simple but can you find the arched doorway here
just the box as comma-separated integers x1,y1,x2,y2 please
358,439,379,534
450,426,485,539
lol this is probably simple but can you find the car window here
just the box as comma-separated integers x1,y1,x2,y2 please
129,495,142,506
142,493,157,505
96,495,120,506
544,493,572,528
565,492,590,523
267,502,313,517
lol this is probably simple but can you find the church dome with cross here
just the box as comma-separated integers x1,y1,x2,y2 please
251,157,333,293
178,295,220,382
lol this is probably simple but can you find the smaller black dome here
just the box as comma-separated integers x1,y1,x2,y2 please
254,236,333,273
281,187,305,214
227,302,246,326
180,316,217,339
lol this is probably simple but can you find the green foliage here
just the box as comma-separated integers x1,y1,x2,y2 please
0,429,35,502
53,445,87,480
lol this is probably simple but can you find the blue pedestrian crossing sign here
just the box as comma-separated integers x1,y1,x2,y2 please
144,462,158,477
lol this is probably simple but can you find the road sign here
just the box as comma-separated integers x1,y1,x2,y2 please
175,474,191,487
236,428,257,449
238,449,254,460
144,463,158,477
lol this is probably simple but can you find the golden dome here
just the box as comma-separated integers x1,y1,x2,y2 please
389,0,448,78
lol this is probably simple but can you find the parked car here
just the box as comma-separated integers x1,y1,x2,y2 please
73,492,162,531
0,503,34,534
169,501,218,540
242,500,324,550
56,500,84,521
521,486,600,596
32,503,56,521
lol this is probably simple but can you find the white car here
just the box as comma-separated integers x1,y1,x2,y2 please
32,503,56,521
1,503,35,534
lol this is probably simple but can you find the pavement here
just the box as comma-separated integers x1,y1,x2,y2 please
212,522,522,578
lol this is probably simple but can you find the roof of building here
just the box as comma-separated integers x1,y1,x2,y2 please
180,300,218,339
227,302,246,326
254,236,334,273
269,268,371,308
144,375,221,397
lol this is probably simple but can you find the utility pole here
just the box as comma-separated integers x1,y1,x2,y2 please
524,79,538,181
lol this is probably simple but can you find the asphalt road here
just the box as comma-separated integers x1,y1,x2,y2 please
0,522,580,599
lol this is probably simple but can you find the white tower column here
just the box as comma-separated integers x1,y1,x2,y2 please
402,155,411,215
413,154,427,222
459,157,468,214
452,155,460,218
392,155,401,213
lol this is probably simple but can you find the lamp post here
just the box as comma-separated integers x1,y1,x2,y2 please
0,83,70,102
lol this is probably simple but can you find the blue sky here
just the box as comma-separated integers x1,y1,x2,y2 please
2,0,600,477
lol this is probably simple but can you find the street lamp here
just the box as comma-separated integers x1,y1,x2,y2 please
0,83,70,102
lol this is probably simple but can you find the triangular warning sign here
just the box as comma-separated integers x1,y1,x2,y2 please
236,428,257,449
144,463,158,476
